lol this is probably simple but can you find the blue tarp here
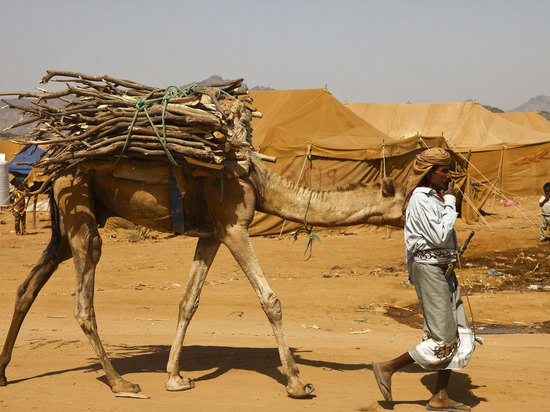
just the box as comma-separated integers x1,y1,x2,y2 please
8,146,47,176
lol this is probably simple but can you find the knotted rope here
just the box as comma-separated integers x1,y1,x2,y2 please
122,84,198,165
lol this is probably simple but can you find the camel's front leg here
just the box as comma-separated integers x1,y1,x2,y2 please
223,227,314,398
69,224,140,393
166,237,221,391
58,175,140,394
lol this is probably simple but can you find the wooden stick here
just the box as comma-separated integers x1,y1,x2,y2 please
41,70,157,91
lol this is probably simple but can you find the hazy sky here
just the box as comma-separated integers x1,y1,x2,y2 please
1,0,549,111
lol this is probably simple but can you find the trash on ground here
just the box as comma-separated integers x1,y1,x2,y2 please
351,329,371,334
115,392,150,399
487,269,504,276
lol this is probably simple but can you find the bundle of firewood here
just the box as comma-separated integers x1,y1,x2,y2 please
1,70,261,179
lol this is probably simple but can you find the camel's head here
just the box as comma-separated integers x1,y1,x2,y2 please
366,178,406,228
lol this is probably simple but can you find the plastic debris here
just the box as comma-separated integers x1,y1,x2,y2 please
115,392,150,399
351,329,371,334
503,199,519,207
487,269,504,276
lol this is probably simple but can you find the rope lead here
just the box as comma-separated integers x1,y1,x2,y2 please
293,143,321,261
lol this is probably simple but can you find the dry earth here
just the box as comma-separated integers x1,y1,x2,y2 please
0,196,548,411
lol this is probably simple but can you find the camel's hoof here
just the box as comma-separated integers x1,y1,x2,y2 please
0,375,6,387
165,376,195,392
111,378,141,394
286,383,315,398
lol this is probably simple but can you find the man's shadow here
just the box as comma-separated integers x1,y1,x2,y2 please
365,363,487,410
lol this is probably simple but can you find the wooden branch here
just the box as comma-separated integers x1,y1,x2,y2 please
41,70,157,91
7,70,254,178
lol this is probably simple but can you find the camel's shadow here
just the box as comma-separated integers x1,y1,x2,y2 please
9,344,368,390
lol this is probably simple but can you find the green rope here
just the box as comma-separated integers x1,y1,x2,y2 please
292,150,321,261
293,227,321,261
121,84,198,165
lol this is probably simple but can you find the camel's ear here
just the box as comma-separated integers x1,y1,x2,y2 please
381,178,396,197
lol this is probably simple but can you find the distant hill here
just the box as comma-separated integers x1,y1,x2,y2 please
510,95,550,113
464,99,504,113
182,75,274,91
482,104,504,113
0,98,35,137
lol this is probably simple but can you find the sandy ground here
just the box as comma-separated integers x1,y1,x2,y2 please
0,196,548,411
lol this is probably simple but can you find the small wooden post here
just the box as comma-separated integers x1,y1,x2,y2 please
32,195,37,229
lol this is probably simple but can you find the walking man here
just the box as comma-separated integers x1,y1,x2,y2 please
372,148,475,411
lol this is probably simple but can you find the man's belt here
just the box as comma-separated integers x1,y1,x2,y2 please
444,231,475,277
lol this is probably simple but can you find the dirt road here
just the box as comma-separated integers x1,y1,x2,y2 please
0,197,548,411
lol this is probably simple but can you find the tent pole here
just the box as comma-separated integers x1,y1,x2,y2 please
381,140,392,238
491,144,506,210
455,183,493,229
498,144,505,195
443,138,507,207
418,135,430,149
32,195,37,229
278,142,313,238
381,140,387,179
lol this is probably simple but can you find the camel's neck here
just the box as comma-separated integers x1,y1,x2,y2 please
249,159,401,227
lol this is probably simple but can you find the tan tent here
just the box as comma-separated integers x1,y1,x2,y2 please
345,102,550,198
248,89,466,235
498,112,550,133
0,138,22,161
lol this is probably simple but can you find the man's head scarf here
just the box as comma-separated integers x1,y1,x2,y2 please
405,147,451,202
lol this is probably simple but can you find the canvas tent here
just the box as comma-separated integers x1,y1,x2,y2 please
0,138,22,162
248,89,467,234
497,112,550,133
345,102,550,200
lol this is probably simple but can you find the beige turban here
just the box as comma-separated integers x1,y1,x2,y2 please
405,147,451,202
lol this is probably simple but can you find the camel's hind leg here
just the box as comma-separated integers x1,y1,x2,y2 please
0,198,71,386
223,227,315,398
166,237,220,391
55,174,140,393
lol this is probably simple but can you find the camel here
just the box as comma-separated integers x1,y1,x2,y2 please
0,155,405,398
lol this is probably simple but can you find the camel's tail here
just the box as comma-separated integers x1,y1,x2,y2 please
33,189,67,275
47,188,65,256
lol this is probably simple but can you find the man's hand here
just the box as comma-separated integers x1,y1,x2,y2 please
444,180,456,197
